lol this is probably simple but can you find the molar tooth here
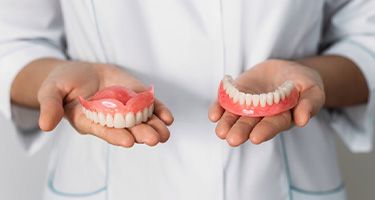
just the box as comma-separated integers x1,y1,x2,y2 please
278,88,286,101
83,109,89,118
245,94,252,106
136,111,143,125
98,112,106,126
252,94,260,107
266,93,274,106
260,93,267,107
142,108,149,122
92,112,99,123
238,92,246,105
233,91,240,103
273,91,280,104
148,104,154,117
106,114,114,128
87,110,93,120
113,113,126,128
125,112,135,128
228,86,236,98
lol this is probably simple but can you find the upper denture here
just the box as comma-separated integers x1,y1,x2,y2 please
79,86,154,128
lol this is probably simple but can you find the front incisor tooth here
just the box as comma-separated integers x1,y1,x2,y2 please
135,111,143,124
92,112,99,123
142,108,149,122
266,93,273,106
260,93,267,107
98,112,106,126
148,104,154,117
106,114,114,128
113,113,126,128
273,91,280,104
239,92,246,105
125,112,135,128
245,94,252,106
252,95,260,107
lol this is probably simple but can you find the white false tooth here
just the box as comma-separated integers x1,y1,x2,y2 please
252,94,260,107
238,92,246,105
260,93,267,107
228,86,236,98
113,113,126,128
84,109,89,118
98,112,106,126
148,104,154,117
223,79,229,90
142,108,149,122
278,88,286,101
245,94,252,106
273,91,280,104
92,112,99,123
233,92,240,103
106,114,114,128
125,112,135,128
136,111,143,124
282,85,291,97
266,92,274,106
88,111,93,120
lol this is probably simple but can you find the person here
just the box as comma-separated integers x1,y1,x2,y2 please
0,0,374,199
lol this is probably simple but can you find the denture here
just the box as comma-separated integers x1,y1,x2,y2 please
218,75,299,117
79,86,154,128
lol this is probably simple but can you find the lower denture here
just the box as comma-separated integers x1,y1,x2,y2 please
79,86,154,128
218,75,299,117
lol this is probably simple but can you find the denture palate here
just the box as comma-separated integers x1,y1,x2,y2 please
218,75,299,117
79,86,155,129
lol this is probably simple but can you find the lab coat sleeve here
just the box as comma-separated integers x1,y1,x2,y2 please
0,0,66,153
320,0,375,152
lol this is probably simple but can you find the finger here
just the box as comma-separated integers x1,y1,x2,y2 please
226,116,261,147
154,99,174,125
250,111,292,144
129,123,161,146
293,85,324,127
215,111,239,139
146,115,171,143
66,105,135,148
208,100,225,122
37,82,65,131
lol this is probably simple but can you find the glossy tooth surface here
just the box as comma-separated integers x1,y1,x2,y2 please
233,91,240,103
136,111,143,124
252,95,260,107
113,113,126,128
125,112,135,128
266,93,274,106
273,91,280,104
278,88,286,101
228,86,236,98
98,112,106,126
142,108,149,122
148,104,154,117
239,92,246,105
92,112,99,123
260,93,267,107
106,114,114,128
245,94,252,106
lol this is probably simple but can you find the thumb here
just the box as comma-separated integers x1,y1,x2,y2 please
37,82,65,131
293,85,325,127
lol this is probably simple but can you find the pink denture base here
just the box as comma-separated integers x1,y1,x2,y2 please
79,86,154,115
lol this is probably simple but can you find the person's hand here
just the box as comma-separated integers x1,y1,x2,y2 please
38,61,174,147
208,59,325,146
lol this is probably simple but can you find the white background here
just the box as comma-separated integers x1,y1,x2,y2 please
0,114,374,200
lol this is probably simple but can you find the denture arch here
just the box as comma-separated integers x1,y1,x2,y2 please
218,75,299,117
79,86,154,129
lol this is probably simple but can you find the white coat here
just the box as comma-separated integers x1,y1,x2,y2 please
1,0,375,200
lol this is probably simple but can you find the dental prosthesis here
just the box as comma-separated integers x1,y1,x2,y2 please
218,75,299,117
79,86,154,128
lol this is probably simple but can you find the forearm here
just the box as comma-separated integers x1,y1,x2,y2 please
10,58,67,108
298,55,369,108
